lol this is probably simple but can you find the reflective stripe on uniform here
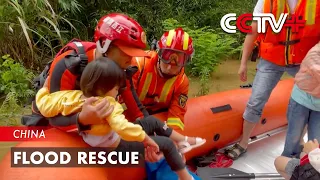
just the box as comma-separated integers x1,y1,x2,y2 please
167,118,184,130
305,0,317,25
276,0,285,21
159,76,177,102
139,73,152,101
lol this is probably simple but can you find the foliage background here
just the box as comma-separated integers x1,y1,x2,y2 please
0,0,256,120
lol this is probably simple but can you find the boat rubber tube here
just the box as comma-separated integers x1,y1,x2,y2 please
0,78,294,180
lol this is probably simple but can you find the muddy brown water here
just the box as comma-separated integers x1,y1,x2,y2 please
0,59,292,161
188,59,291,96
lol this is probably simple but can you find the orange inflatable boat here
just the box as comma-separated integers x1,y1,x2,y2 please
0,78,295,180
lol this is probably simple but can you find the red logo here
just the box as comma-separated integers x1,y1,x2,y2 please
221,13,306,34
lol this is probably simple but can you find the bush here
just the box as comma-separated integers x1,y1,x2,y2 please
0,0,84,70
0,54,35,117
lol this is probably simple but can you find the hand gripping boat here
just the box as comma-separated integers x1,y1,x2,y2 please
0,79,294,180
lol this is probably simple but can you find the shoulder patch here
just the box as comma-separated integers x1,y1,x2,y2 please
179,94,188,108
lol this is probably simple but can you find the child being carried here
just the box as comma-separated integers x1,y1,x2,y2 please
35,57,206,180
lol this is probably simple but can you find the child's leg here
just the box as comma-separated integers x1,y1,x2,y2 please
135,115,173,137
115,136,194,180
281,98,309,158
135,116,205,152
274,156,300,180
151,135,193,180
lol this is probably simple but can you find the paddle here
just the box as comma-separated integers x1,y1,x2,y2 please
196,167,285,180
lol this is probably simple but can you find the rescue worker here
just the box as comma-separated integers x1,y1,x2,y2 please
224,0,320,160
24,13,203,163
120,27,194,131
23,13,150,131
22,12,164,162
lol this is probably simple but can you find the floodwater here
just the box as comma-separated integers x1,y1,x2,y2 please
0,59,292,162
188,59,291,97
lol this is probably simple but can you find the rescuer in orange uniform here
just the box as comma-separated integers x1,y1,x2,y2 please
120,28,194,131
21,13,150,132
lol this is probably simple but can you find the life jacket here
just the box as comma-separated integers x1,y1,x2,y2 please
258,0,320,66
46,39,96,92
22,39,96,129
134,51,186,113
33,39,96,93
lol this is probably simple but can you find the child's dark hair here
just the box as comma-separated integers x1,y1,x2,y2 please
80,57,126,97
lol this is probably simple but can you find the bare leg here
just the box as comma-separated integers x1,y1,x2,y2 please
169,130,199,145
274,156,295,180
174,143,193,180
226,120,256,158
137,116,202,146
239,120,256,149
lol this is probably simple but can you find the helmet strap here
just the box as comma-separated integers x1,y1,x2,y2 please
96,39,111,54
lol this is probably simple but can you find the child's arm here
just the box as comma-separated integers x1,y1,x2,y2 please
309,148,320,173
106,101,146,142
36,87,83,117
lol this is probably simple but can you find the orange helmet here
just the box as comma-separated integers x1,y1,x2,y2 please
157,27,194,67
94,13,147,55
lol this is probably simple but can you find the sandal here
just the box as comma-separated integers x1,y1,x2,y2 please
178,136,206,154
224,143,247,160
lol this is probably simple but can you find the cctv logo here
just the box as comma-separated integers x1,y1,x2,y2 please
220,13,305,34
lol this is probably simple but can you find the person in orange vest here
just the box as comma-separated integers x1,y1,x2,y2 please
22,13,149,131
25,13,205,163
22,13,165,163
224,0,320,160
120,27,194,131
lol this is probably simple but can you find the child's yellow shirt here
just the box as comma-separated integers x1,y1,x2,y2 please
35,87,146,142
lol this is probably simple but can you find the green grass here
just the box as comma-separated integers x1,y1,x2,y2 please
0,104,31,126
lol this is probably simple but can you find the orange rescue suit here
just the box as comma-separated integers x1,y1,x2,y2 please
120,51,189,130
258,0,320,66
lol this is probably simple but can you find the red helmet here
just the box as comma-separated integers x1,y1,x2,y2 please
157,27,194,67
94,13,148,57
